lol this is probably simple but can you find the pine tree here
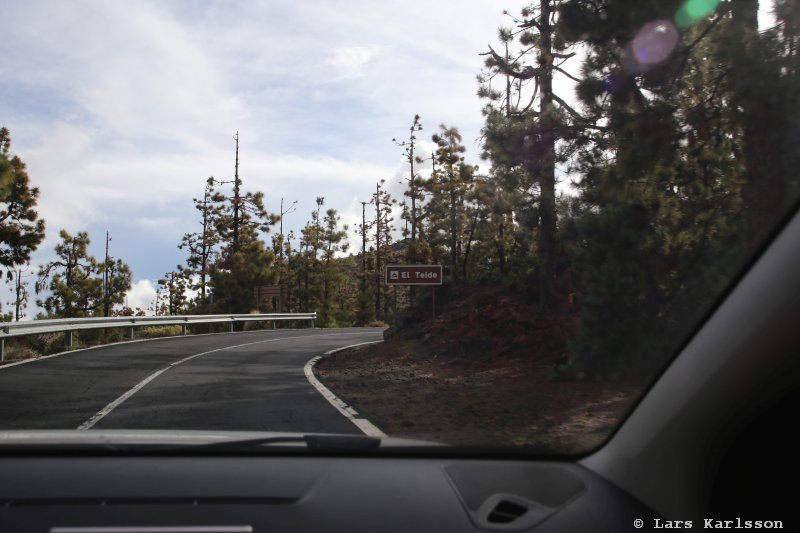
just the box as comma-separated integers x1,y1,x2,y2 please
393,115,426,262
208,135,279,313
272,197,298,286
554,0,800,375
0,127,46,278
158,268,190,316
371,180,396,320
36,230,131,318
209,233,278,314
294,199,325,313
427,125,475,285
4,266,31,321
179,177,221,308
717,0,800,242
479,3,584,312
355,200,375,325
467,174,516,280
319,208,348,326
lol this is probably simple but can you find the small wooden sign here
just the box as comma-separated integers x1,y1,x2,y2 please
385,264,443,286
253,284,288,311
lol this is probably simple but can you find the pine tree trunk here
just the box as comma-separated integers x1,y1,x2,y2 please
538,0,558,314
375,183,381,319
462,215,478,282
232,132,241,254
449,177,459,284
498,221,506,275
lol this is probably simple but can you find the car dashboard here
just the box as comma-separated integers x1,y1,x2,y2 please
0,453,655,532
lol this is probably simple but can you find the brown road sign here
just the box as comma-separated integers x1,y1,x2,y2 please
254,284,288,311
385,264,443,286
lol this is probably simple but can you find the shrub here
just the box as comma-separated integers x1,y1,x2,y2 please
137,325,183,339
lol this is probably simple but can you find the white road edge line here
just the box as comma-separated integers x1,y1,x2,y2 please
304,341,387,438
76,332,361,430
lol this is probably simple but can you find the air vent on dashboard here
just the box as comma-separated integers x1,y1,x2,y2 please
444,463,587,530
473,494,549,530
486,499,530,524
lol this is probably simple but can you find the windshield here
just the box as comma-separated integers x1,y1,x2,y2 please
0,0,797,454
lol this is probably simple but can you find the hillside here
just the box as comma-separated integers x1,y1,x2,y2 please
316,287,640,452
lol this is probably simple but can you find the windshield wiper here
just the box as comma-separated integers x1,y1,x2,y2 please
193,434,382,451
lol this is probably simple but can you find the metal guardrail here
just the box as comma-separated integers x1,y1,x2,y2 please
0,313,316,362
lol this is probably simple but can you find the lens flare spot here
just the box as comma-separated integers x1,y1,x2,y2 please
675,0,721,28
631,19,680,67
602,71,626,94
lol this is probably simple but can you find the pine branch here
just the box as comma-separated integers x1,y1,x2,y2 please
482,45,541,80
552,94,609,131
553,65,582,83
671,12,728,83
518,19,541,32
551,92,588,121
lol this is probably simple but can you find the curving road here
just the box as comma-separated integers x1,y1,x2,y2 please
0,328,383,433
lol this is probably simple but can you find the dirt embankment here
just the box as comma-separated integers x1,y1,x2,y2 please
315,288,641,453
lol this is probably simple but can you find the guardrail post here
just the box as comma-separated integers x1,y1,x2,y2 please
127,327,135,340
181,324,187,336
310,319,315,329
1,339,4,362
64,331,73,348
230,321,234,333
272,320,276,330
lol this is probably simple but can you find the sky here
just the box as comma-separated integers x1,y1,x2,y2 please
0,0,530,316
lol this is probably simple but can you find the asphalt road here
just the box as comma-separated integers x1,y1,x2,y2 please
0,328,384,433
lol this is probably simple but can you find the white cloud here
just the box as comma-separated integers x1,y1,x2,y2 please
125,279,157,314
325,46,377,80
340,195,370,258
